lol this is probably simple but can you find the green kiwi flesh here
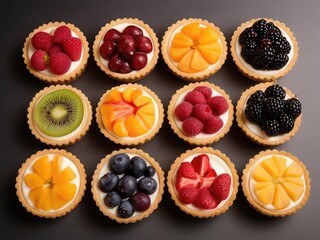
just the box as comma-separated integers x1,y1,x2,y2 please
34,89,84,137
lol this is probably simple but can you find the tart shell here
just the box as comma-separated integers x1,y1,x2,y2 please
16,149,87,218
91,148,165,224
230,18,299,82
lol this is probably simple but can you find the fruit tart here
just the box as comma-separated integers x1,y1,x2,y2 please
167,147,239,218
91,148,165,223
236,82,302,146
96,83,164,146
93,18,159,82
230,18,298,82
27,84,92,147
242,149,310,217
16,149,86,218
161,18,227,81
167,82,233,146
23,22,90,84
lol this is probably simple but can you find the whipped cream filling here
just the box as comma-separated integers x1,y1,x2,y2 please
28,26,84,76
236,25,294,75
248,154,306,211
174,153,233,211
97,153,160,216
98,23,155,71
174,88,229,139
22,154,81,212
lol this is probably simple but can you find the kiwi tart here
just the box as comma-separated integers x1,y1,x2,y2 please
27,85,92,147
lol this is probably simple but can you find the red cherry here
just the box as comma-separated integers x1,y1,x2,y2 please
120,60,132,73
117,35,135,60
135,36,153,53
131,52,147,70
103,28,122,43
122,25,143,39
108,54,124,72
99,41,116,60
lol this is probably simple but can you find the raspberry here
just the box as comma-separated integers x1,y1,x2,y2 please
203,115,223,134
178,186,198,204
194,86,212,101
192,104,212,121
184,90,206,105
247,90,265,105
239,27,258,45
52,25,72,45
265,84,286,99
175,101,193,121
284,98,302,119
30,50,49,71
49,52,71,75
182,117,203,136
31,31,53,52
63,37,82,61
48,44,63,57
208,96,229,115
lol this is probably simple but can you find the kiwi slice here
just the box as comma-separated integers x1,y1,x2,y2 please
33,89,84,137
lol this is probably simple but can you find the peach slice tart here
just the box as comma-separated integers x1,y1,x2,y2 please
161,18,227,81
16,149,86,218
96,83,164,146
242,149,310,217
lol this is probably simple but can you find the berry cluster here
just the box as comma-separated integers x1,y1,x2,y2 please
176,154,231,209
239,19,291,70
98,153,157,218
174,86,229,136
245,84,302,136
30,25,82,75
99,25,153,73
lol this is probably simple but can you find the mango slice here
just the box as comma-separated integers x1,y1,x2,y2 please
273,185,290,210
24,173,45,189
281,181,304,201
262,157,279,178
283,162,303,177
252,164,273,182
255,183,275,205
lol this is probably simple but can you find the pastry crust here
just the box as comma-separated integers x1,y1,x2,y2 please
236,82,301,146
242,149,311,217
27,85,92,147
161,18,227,81
93,18,159,82
167,147,239,218
167,82,233,146
16,149,87,218
91,148,165,224
230,18,298,82
96,83,164,146
22,21,90,84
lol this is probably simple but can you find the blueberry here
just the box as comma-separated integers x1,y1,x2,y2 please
117,200,134,218
137,177,157,195
103,191,121,208
117,175,137,198
127,156,147,178
130,192,151,212
144,166,156,177
98,172,119,193
109,153,130,174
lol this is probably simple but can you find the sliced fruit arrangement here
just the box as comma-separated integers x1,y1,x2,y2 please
169,22,222,73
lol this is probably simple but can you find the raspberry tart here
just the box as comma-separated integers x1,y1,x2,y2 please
167,82,233,145
23,22,90,84
236,82,302,146
242,149,310,217
230,18,298,82
167,147,239,218
91,148,165,223
27,85,92,147
161,18,227,81
96,83,164,146
16,149,86,218
93,18,159,82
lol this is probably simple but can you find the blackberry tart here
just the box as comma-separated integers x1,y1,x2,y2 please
230,18,298,82
236,82,302,146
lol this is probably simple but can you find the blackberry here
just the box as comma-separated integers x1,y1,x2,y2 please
259,38,272,48
278,112,294,134
252,19,268,40
270,53,289,70
266,22,282,37
241,40,258,63
275,36,291,54
239,27,258,45
245,102,263,124
252,46,275,70
264,97,284,119
247,90,265,105
265,84,286,99
284,98,302,119
261,119,280,136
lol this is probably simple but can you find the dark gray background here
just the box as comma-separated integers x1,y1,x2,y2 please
1,0,319,239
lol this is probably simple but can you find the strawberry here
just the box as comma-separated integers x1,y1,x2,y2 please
30,50,49,71
193,187,219,209
184,90,206,105
52,25,72,45
199,169,217,189
174,101,193,121
209,173,231,201
176,176,198,191
178,186,198,204
208,96,229,116
63,37,82,61
191,154,211,176
176,162,197,179
49,52,71,75
203,115,223,134
182,117,203,136
194,86,212,101
31,31,53,52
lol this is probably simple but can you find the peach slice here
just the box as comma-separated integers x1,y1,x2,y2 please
252,164,273,182
198,27,219,45
255,183,275,205
170,47,190,62
53,183,76,202
190,48,209,72
281,181,304,201
181,22,201,41
272,184,290,210
29,186,49,210
52,155,62,181
122,87,135,103
197,45,221,64
24,173,45,189
200,42,222,53
273,156,287,178
104,89,124,103
283,162,303,177
126,115,148,137
53,166,77,184
52,189,69,210
113,118,129,137
178,49,195,73
171,32,193,48
132,89,152,107
262,157,279,178
32,156,51,181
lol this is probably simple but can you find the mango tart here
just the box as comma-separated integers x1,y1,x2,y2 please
15,149,86,218
161,18,227,81
242,149,311,217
